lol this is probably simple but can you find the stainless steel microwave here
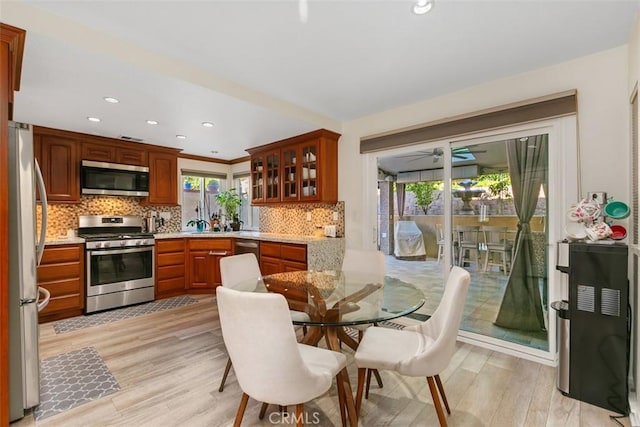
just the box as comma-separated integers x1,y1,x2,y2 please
81,160,149,197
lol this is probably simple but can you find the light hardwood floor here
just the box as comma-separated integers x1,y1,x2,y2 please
12,295,630,426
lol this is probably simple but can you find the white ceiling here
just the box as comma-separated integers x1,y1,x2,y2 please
5,0,640,160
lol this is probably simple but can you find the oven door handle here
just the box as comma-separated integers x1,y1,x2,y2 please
88,246,154,256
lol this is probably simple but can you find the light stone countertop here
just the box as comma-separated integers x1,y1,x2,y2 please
44,237,85,246
154,231,343,245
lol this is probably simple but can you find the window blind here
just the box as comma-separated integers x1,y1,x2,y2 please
360,91,577,153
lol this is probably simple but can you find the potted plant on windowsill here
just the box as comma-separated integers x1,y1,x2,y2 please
215,189,243,231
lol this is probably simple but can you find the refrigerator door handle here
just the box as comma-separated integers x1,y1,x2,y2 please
37,287,50,312
35,158,47,266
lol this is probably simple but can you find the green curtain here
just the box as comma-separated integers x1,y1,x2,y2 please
495,134,548,331
396,182,406,219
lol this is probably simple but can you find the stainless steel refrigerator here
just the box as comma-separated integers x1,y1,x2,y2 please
8,121,50,421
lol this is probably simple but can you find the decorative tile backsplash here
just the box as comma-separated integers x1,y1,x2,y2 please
259,201,345,237
41,196,182,240
42,196,345,240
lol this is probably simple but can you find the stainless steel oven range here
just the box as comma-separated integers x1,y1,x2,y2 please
78,215,155,313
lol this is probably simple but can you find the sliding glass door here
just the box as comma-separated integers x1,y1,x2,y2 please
450,135,548,350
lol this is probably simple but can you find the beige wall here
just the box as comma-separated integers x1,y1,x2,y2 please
340,46,630,248
627,13,640,421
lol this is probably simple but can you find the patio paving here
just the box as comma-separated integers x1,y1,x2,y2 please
384,255,548,351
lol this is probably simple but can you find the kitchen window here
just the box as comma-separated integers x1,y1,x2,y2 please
181,171,227,230
234,174,259,230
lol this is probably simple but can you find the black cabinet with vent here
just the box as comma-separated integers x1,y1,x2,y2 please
567,242,629,415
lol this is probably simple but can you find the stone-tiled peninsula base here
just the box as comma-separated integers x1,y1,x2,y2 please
307,238,345,270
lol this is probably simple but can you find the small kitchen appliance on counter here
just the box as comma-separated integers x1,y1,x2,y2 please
78,215,155,313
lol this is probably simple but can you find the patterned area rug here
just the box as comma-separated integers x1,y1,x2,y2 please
35,347,120,420
54,295,198,334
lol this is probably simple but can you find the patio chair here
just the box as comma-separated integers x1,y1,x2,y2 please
456,225,480,268
481,226,513,274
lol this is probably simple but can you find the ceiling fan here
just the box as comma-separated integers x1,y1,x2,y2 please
396,148,486,163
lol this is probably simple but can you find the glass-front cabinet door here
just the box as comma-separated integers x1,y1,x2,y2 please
250,155,264,203
282,146,299,202
265,150,280,202
300,139,319,202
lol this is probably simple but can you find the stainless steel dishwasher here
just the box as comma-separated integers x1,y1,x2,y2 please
234,238,260,258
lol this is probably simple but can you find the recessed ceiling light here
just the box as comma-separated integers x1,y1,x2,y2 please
103,97,119,103
202,122,214,128
146,120,159,125
176,135,187,140
87,117,101,122
413,0,434,15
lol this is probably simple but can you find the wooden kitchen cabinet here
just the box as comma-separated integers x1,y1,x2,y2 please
147,150,179,205
116,146,147,166
250,149,280,204
259,241,307,274
82,140,147,166
34,127,81,203
187,239,232,292
37,244,84,323
155,238,186,299
247,129,340,205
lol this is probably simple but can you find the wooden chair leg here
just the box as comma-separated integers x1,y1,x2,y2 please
338,368,358,427
233,392,250,427
372,369,383,388
426,376,447,427
434,374,450,415
296,403,304,427
218,357,233,392
259,402,269,420
365,368,372,399
336,374,347,427
355,368,366,417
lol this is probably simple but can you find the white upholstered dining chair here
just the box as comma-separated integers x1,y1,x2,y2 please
340,249,386,335
354,266,470,427
216,286,349,426
217,253,309,392
340,248,386,390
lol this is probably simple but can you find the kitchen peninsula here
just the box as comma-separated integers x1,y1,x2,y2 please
154,230,344,272
41,231,344,321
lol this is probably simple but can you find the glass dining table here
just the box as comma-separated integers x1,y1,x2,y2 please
233,270,426,427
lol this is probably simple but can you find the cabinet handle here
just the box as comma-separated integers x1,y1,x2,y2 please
209,251,228,256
